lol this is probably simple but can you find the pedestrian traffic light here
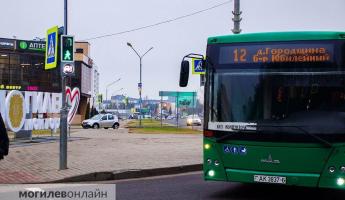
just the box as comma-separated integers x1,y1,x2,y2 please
97,94,103,103
61,35,74,62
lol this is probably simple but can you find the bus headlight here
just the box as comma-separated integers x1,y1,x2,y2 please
207,158,212,165
337,178,345,186
204,143,211,150
214,160,220,166
208,170,215,177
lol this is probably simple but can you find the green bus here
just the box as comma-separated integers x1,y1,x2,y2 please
179,31,345,189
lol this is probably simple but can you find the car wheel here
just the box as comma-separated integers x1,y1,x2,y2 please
104,127,108,129
92,124,100,129
113,123,119,129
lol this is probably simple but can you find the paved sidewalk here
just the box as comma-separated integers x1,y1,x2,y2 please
0,128,202,183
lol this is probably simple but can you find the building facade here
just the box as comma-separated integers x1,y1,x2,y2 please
91,64,100,110
0,37,97,126
66,41,95,124
0,38,61,93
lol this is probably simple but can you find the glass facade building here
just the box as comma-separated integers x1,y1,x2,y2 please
0,38,61,92
0,38,96,124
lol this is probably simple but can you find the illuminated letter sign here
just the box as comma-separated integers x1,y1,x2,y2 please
0,87,80,132
5,90,26,132
219,43,334,64
66,87,80,124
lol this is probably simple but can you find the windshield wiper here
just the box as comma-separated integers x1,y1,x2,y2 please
215,124,333,148
216,125,257,143
257,125,333,148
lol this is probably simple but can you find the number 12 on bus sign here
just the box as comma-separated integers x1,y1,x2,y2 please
233,48,247,62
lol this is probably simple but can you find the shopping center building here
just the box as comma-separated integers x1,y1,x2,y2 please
0,37,98,125
66,41,95,124
0,38,60,92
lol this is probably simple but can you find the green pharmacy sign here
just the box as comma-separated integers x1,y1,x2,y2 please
19,41,28,49
17,40,45,52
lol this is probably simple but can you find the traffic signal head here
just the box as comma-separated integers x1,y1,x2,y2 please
98,94,103,103
61,35,74,62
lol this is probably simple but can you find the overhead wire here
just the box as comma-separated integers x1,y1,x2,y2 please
82,0,232,41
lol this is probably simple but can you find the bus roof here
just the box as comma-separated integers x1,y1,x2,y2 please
208,31,345,44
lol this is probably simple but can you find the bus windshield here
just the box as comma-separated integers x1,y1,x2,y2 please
209,67,345,135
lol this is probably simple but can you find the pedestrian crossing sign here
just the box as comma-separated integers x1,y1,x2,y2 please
45,26,58,70
192,58,205,75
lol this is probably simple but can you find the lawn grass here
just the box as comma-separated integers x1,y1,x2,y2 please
126,119,202,134
126,119,174,128
129,127,202,134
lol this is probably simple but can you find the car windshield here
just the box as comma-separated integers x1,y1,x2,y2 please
209,67,345,135
91,114,103,120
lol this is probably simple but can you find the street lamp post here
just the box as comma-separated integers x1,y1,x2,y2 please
112,88,124,110
111,87,124,97
126,42,153,127
105,78,121,109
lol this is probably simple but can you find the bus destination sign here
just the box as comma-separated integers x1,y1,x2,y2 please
219,43,334,64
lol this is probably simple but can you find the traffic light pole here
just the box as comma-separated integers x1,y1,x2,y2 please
232,0,242,34
59,0,68,170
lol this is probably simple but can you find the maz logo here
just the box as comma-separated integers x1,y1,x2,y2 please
260,154,280,164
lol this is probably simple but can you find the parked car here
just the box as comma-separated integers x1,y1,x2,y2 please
166,115,176,120
144,114,152,119
186,115,202,126
181,115,188,119
82,114,120,129
154,115,166,120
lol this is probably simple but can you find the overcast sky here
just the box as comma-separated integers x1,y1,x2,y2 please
1,0,345,99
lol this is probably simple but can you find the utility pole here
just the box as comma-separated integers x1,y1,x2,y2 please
232,0,242,34
59,0,68,170
105,78,121,105
126,42,153,127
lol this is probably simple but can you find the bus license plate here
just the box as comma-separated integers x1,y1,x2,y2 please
254,175,286,184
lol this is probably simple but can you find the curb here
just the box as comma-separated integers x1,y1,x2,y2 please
50,164,202,183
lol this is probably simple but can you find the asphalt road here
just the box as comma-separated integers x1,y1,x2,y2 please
115,172,345,200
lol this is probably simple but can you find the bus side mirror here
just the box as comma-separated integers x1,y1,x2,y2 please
179,60,189,87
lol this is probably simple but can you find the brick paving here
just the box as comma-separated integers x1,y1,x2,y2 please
0,127,202,183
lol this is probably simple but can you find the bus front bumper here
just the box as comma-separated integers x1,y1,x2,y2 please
204,168,345,189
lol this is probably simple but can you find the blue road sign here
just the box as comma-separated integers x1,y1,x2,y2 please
192,58,205,75
45,26,58,70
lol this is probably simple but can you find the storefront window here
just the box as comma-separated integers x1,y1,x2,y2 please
0,51,61,92
0,54,9,85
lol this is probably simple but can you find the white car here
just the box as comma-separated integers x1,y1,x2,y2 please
82,114,120,129
186,115,202,126
166,115,176,120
